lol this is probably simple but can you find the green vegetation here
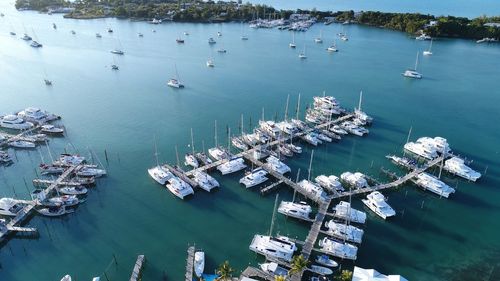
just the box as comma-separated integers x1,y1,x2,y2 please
334,269,353,281
354,11,500,39
288,254,309,277
14,0,500,39
15,0,69,11
216,260,234,281
274,275,287,281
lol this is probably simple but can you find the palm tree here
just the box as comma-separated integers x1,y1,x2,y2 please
335,270,353,281
275,274,287,281
288,254,309,277
216,260,234,281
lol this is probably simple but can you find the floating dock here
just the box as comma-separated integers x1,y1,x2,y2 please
0,125,42,147
129,255,145,281
0,164,83,242
185,246,195,281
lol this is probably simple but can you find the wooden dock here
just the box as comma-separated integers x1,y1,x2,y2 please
163,164,199,188
260,179,284,194
32,178,82,187
301,200,331,259
184,114,354,178
0,125,42,147
1,164,82,242
129,255,145,281
331,155,445,199
185,246,195,281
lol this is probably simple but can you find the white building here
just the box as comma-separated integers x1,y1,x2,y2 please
352,267,408,281
289,13,311,21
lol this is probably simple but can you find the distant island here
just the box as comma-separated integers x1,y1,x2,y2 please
14,0,500,40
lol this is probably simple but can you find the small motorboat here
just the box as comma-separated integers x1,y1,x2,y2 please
71,177,96,186
37,205,73,217
111,64,119,70
194,251,205,278
41,124,64,134
315,255,338,268
8,140,35,148
76,167,106,177
58,186,88,195
60,275,71,281
110,49,124,55
176,38,184,43
310,265,333,275
40,163,66,175
41,195,79,207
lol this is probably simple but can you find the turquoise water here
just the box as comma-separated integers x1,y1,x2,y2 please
1,2,500,281
251,0,500,18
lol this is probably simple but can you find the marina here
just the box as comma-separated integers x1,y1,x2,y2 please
0,1,498,280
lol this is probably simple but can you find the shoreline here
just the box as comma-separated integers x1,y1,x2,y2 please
13,1,500,41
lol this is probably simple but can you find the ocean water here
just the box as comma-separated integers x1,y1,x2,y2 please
250,0,500,18
1,2,500,281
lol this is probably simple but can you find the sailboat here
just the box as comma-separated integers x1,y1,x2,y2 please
184,128,199,168
110,36,124,55
30,28,43,48
402,52,423,79
289,32,296,48
206,53,215,67
167,64,184,88
111,56,119,70
327,40,338,52
217,41,227,53
299,45,307,59
241,24,248,40
423,39,433,56
249,194,298,262
314,30,323,43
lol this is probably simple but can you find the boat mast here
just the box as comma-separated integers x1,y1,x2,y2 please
154,137,160,167
284,94,290,121
346,186,352,228
404,126,412,157
429,39,433,52
296,93,301,120
308,150,314,181
438,150,446,179
269,193,279,236
227,127,231,151
406,126,412,144
240,114,244,135
414,52,419,71
358,90,363,111
292,32,295,44
293,168,301,202
190,128,195,155
175,63,180,83
214,120,218,147
175,145,180,167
